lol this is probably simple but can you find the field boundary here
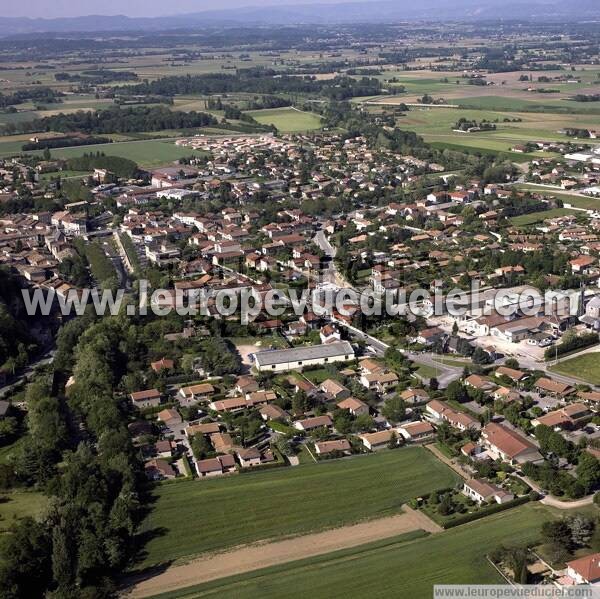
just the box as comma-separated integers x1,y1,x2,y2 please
124,505,441,598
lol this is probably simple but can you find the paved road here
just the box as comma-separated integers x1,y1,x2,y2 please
541,494,595,509
505,344,600,390
405,351,463,388
313,230,350,288
0,348,56,399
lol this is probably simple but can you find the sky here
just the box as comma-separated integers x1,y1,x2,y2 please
4,0,367,19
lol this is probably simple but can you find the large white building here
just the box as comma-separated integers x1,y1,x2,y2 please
253,341,354,372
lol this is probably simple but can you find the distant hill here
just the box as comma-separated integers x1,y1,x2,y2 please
0,0,598,36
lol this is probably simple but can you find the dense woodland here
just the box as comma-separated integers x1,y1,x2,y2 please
4,106,218,135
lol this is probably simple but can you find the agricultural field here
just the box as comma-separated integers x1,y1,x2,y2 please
509,208,579,226
148,503,555,599
25,139,208,168
245,107,323,133
515,184,600,211
135,447,458,568
386,104,599,158
549,352,600,385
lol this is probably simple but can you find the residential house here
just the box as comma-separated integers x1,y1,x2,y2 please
481,422,543,465
360,371,399,393
145,459,176,481
157,408,182,429
259,404,289,421
535,377,575,398
425,399,480,431
462,478,514,505
495,366,527,384
415,327,445,346
399,388,430,404
320,378,351,401
236,447,262,468
130,389,161,409
531,403,589,429
293,415,333,431
150,357,175,373
178,383,215,405
465,374,496,392
336,396,369,417
565,553,600,585
359,430,396,450
185,422,221,437
397,421,435,442
195,454,236,478
314,439,352,455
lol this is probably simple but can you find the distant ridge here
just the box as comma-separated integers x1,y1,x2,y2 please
0,0,598,36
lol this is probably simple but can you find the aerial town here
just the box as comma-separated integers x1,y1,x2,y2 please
0,4,599,598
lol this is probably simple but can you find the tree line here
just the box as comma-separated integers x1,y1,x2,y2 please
0,315,145,597
4,105,218,136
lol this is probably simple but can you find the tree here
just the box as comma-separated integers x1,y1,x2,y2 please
541,520,573,552
577,452,600,493
518,562,529,584
438,494,454,516
445,380,469,403
381,397,406,423
191,434,213,460
504,358,520,370
472,347,492,365
566,515,594,548
352,413,374,432
333,409,353,435
0,518,52,598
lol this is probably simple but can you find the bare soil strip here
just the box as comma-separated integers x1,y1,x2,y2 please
124,506,442,598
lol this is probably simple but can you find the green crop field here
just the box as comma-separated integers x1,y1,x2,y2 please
23,139,208,168
515,185,600,210
245,107,323,132
135,447,458,568
147,503,555,599
455,95,600,114
0,491,48,534
550,352,600,385
510,208,578,226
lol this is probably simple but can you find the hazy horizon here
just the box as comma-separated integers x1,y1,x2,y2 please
2,0,373,19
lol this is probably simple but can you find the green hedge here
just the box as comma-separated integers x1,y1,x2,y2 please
545,332,599,360
119,233,140,272
441,495,530,529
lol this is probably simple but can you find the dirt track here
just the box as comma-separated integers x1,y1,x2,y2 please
124,506,441,598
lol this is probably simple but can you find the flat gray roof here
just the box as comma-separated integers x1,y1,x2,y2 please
254,341,354,367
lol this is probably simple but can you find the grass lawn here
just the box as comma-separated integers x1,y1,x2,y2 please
0,437,25,465
0,490,48,533
549,352,600,385
245,107,323,133
302,368,336,384
414,363,440,379
510,208,578,226
135,447,458,568
146,503,554,599
432,356,472,368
